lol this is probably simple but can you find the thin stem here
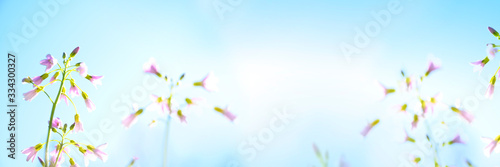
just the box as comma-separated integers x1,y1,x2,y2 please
66,94,78,114
163,116,171,167
44,64,68,167
41,90,54,104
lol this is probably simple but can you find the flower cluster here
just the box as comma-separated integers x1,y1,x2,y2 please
21,47,107,167
368,58,475,166
471,27,500,98
121,58,236,128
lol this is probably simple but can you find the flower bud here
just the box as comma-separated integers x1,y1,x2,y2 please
70,158,76,165
489,27,500,37
62,52,67,59
70,47,80,58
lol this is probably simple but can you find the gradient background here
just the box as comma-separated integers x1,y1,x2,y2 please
1,0,500,166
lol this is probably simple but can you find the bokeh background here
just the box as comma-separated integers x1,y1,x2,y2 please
1,0,500,166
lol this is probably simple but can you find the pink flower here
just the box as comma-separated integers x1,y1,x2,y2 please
85,75,103,88
471,57,489,72
449,134,464,145
69,81,80,97
49,72,60,84
51,117,63,129
70,158,80,167
177,110,187,123
21,144,43,162
82,92,95,112
215,106,236,122
143,58,161,77
487,43,498,59
32,73,49,86
486,76,496,99
404,131,415,143
122,104,142,128
148,95,169,114
23,87,43,101
195,72,219,92
88,143,108,162
73,114,84,133
59,93,69,106
451,105,474,123
22,77,33,84
76,62,88,77
49,144,69,167
426,93,443,114
376,81,395,99
186,97,204,108
83,150,97,167
482,136,500,157
411,114,419,130
40,54,57,72
425,59,440,76
361,119,380,137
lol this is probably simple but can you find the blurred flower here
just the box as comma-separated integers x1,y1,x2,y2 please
195,72,219,92
49,144,69,167
143,58,161,77
427,93,443,113
177,110,187,123
425,59,440,76
486,75,496,99
404,131,415,143
21,144,43,162
87,143,108,162
82,92,95,112
70,158,80,167
51,117,63,129
186,97,204,108
361,119,379,137
73,114,84,133
122,104,142,128
470,57,490,73
69,80,80,97
482,135,500,157
83,149,97,167
451,103,474,123
85,75,103,88
22,77,33,84
489,27,500,37
448,134,464,145
76,62,88,77
59,91,69,106
148,95,169,114
398,104,408,113
214,106,236,122
487,43,498,59
23,87,43,101
40,54,57,72
149,120,157,128
376,82,395,99
411,114,419,130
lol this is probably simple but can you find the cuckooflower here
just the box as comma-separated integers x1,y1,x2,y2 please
411,114,419,130
448,134,464,145
22,77,33,84
148,95,169,114
470,57,490,73
376,82,395,99
451,103,474,123
70,158,80,167
76,62,88,77
404,131,415,143
51,117,63,129
21,144,43,162
143,58,161,77
360,119,380,137
425,59,440,76
70,47,80,57
214,106,236,122
49,144,69,167
82,92,96,112
122,104,143,128
82,149,97,167
177,110,187,123
32,73,49,86
487,43,498,59
73,114,84,133
486,75,496,99
23,87,44,101
59,90,69,106
85,75,103,88
194,72,219,92
40,54,57,72
482,135,500,157
49,72,60,84
87,143,108,162
69,80,80,97
186,97,204,108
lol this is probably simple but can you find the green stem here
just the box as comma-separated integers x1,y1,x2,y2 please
44,66,67,167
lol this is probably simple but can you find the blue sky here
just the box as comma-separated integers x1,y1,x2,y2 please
1,0,500,166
